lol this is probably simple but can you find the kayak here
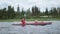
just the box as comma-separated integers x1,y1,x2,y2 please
12,22,52,26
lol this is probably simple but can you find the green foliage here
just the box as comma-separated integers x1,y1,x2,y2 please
26,8,31,18
21,8,25,17
0,6,16,19
32,6,40,16
0,5,60,20
57,8,60,16
0,8,8,19
17,5,20,16
52,8,58,16
49,9,53,15
45,8,49,15
7,6,16,19
49,8,58,17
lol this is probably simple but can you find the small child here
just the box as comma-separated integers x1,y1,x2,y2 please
21,18,26,26
34,20,38,25
35,20,38,23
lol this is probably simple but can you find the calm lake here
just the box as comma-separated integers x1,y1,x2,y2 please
0,21,60,34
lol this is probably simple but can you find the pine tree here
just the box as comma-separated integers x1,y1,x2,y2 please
52,8,58,16
17,5,20,16
32,6,40,16
45,8,48,16
21,8,25,17
7,6,15,19
26,8,31,18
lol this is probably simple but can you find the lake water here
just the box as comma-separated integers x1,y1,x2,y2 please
0,21,60,34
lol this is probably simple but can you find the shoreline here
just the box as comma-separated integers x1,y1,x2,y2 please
0,18,60,22
0,19,60,22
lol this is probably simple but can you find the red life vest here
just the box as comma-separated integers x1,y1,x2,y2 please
21,18,25,26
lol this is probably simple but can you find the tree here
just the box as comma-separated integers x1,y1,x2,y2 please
26,8,31,18
45,8,49,16
0,8,8,19
32,6,40,16
32,7,35,16
2,8,8,19
0,9,3,19
49,8,53,16
17,5,20,16
7,6,16,19
57,8,60,16
52,8,58,16
21,8,25,17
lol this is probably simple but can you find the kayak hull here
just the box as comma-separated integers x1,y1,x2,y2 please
12,22,52,26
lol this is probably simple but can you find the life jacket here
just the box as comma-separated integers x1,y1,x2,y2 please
21,18,25,26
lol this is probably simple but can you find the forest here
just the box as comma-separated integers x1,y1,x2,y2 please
0,5,60,20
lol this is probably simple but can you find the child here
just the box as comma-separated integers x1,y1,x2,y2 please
21,18,26,26
34,20,38,25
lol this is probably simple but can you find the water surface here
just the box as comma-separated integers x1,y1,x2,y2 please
0,21,60,34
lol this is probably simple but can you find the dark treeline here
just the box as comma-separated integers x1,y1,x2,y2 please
0,5,60,19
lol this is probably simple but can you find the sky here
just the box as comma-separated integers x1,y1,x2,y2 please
0,0,60,11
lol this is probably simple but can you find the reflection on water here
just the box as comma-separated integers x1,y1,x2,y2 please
0,21,60,34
